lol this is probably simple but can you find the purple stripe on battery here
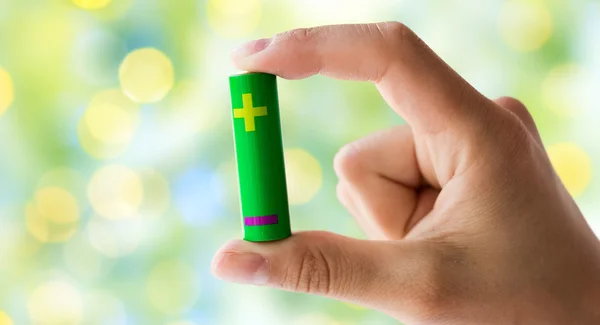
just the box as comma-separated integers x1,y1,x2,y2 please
244,214,279,226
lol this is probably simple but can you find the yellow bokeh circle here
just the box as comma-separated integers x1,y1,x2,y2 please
498,0,553,52
26,187,80,243
284,149,323,205
88,165,143,219
25,203,78,244
75,0,133,20
72,0,112,10
0,311,13,325
119,48,175,103
0,67,14,116
28,281,83,325
146,260,200,315
78,119,129,160
35,187,79,224
207,0,262,38
547,142,592,197
83,89,139,144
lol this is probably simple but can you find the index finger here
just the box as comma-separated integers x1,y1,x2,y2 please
231,22,492,134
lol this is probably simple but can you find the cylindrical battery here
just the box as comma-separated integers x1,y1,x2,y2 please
229,72,292,242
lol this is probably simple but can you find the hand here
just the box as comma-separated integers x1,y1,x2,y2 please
211,22,600,324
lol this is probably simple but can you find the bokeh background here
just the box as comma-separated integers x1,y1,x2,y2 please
0,0,599,324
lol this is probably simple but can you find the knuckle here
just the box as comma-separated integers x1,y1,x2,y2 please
476,100,536,161
286,27,315,44
272,27,316,47
285,245,334,295
501,113,535,157
497,96,535,126
380,21,415,45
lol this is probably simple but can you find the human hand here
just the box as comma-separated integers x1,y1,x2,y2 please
211,22,600,324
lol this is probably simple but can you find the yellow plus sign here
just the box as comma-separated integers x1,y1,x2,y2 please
233,93,268,132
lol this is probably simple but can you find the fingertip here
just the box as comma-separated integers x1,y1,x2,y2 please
211,239,239,266
210,253,224,278
214,239,250,256
230,38,272,72
210,240,271,285
230,38,271,59
229,53,251,72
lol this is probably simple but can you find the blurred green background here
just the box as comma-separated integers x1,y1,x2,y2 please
0,0,598,324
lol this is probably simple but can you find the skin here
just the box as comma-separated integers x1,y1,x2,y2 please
211,22,600,324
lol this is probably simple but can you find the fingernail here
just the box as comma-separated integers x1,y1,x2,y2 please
232,38,271,57
214,252,270,285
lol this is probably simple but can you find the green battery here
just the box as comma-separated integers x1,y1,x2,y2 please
229,72,292,242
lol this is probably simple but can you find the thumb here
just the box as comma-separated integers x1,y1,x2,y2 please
211,231,428,313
